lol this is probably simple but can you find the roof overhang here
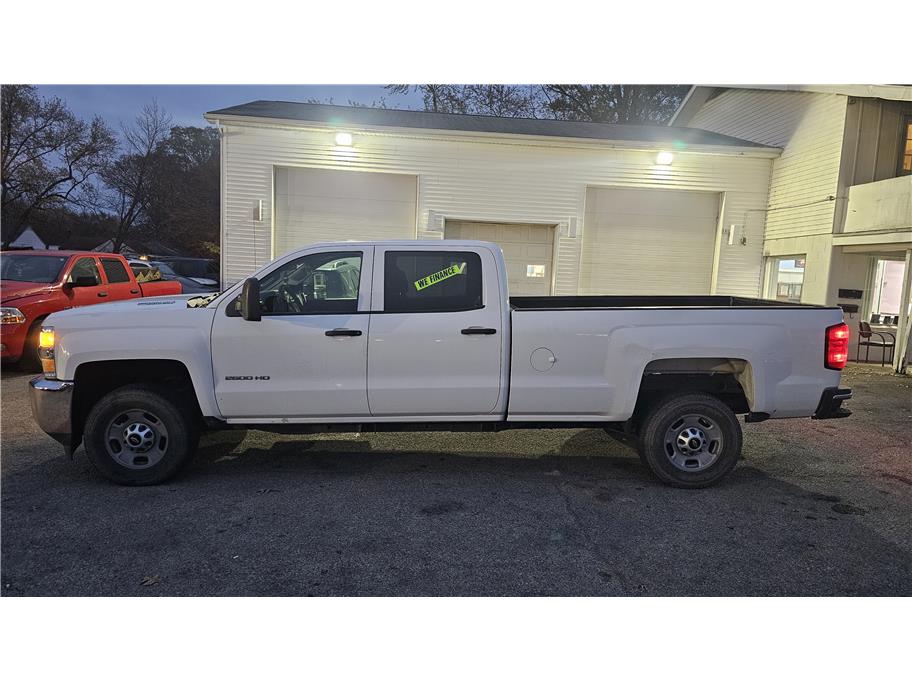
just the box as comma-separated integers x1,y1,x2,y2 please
671,84,912,126
204,112,781,158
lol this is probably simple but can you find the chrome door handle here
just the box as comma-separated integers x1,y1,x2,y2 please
97,292,108,297
461,327,497,335
325,328,362,337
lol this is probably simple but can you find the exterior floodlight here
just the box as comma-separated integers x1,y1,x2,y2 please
334,132,353,146
656,151,674,165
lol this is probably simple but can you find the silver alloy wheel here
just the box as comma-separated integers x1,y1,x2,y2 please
104,409,169,469
663,413,724,472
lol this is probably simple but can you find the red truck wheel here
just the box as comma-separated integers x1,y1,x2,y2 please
17,319,45,372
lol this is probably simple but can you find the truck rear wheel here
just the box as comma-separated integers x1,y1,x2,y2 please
83,384,199,485
637,393,742,488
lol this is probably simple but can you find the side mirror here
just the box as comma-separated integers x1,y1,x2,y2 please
66,275,98,288
239,277,261,321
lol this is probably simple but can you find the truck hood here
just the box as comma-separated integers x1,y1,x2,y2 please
0,280,55,304
46,293,219,384
47,294,198,322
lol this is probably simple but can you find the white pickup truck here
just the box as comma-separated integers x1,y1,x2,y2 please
29,240,852,488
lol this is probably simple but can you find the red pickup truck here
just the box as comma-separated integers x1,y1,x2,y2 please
1,250,182,367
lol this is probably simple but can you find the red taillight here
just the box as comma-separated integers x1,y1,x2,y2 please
825,322,849,370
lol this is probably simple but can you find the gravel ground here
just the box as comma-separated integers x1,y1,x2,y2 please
1,363,910,596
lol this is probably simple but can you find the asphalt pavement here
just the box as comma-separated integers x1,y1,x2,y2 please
1,363,910,596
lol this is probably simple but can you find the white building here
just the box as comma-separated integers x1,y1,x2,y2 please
6,226,55,250
204,102,780,299
672,85,912,370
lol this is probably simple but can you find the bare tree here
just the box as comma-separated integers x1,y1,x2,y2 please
101,102,172,252
386,84,690,124
387,84,541,116
1,85,115,243
540,85,690,124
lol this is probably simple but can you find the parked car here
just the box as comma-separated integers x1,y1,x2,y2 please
127,259,218,295
1,250,182,367
28,240,852,488
151,257,219,288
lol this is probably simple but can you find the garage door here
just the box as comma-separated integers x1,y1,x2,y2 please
444,221,555,295
581,187,720,295
274,167,417,257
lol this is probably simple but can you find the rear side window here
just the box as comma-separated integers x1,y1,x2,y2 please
101,258,130,283
68,257,101,285
384,251,482,313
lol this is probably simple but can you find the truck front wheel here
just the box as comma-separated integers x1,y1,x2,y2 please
83,384,199,485
637,393,742,488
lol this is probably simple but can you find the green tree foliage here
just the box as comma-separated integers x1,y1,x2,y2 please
144,126,220,256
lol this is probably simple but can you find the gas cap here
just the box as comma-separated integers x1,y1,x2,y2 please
530,347,557,372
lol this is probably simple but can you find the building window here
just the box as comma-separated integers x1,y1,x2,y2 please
870,258,906,320
526,264,546,278
768,256,805,303
900,116,912,176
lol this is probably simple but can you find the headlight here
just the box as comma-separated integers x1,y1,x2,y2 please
38,326,56,378
1,307,26,324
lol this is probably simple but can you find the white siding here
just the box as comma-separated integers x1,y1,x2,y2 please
581,187,720,295
219,122,774,296
690,89,848,240
273,167,417,255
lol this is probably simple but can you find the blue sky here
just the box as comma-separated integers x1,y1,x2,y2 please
35,85,423,130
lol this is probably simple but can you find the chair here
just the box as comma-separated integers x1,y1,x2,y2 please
857,322,894,366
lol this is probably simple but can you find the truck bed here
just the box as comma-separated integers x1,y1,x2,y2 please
510,295,834,310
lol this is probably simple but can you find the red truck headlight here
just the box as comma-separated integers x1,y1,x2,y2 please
1,307,26,324
825,322,849,370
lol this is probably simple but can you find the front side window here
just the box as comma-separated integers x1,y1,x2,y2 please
254,251,362,315
384,251,482,313
768,256,805,303
101,258,130,283
68,257,101,286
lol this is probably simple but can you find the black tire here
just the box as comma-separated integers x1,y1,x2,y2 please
17,319,45,372
637,393,742,489
83,384,199,485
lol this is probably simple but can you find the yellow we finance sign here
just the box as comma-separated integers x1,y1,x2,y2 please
414,262,467,291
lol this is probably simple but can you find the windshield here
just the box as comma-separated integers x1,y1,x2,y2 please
150,262,178,276
1,254,69,283
162,259,218,278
